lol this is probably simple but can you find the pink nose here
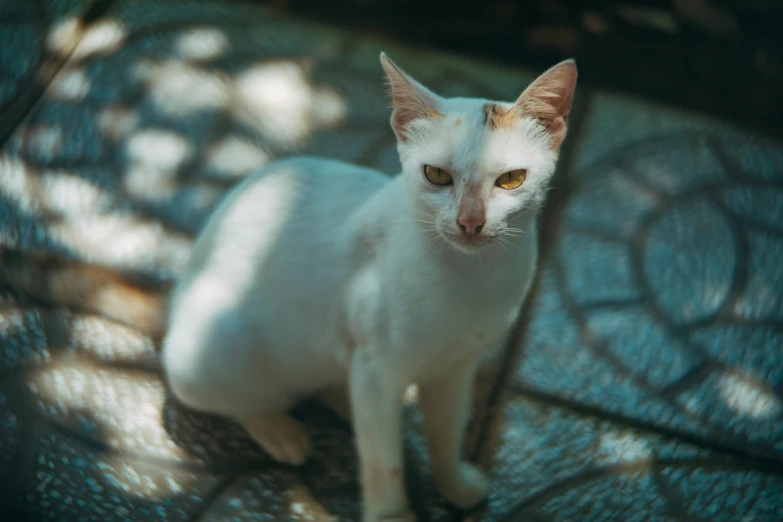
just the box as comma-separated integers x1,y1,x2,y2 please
456,216,485,236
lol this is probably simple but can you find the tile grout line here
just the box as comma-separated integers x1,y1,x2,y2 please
510,382,783,470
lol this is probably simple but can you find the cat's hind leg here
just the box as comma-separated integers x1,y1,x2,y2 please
163,326,313,465
237,411,312,465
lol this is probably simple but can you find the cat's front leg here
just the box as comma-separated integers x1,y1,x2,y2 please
349,349,414,522
419,357,489,509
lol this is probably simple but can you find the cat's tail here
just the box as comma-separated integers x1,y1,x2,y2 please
0,246,170,338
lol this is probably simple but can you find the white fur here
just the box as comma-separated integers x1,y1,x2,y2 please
163,54,575,522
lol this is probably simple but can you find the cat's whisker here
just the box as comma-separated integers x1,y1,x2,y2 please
494,236,515,259
503,228,526,239
397,217,438,226
435,235,449,254
425,234,444,246
410,209,436,219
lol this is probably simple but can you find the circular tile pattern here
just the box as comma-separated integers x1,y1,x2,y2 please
520,129,783,462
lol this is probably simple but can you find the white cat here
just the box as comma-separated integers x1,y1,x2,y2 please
162,53,577,522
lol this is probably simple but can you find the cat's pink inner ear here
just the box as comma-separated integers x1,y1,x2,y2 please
515,59,578,151
380,53,442,141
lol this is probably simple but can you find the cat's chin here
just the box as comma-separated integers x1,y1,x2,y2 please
443,235,493,254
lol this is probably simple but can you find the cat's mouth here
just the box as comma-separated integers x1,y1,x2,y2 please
444,232,494,253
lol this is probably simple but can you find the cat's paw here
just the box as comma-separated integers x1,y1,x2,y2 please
437,462,489,509
364,508,416,522
241,413,312,465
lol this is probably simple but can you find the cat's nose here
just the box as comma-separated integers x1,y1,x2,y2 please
457,216,485,236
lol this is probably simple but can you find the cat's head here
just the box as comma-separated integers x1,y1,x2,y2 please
380,53,577,253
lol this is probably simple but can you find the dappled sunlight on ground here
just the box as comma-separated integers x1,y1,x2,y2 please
49,67,91,102
597,431,653,464
38,170,111,216
70,19,126,60
204,134,271,179
25,125,65,161
174,27,229,62
48,212,193,272
124,128,193,201
134,58,232,116
28,358,192,464
1,0,781,520
97,105,140,140
234,61,347,148
719,372,782,420
45,17,83,57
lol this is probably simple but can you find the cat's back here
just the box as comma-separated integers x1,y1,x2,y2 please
170,156,389,323
210,156,387,237
183,156,387,274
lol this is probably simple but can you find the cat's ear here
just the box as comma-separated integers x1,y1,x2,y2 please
380,52,443,142
514,59,577,151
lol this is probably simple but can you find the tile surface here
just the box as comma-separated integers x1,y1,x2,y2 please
515,93,783,463
0,0,782,521
479,397,783,522
0,0,96,140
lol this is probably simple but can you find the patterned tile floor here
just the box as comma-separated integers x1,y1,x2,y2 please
0,1,781,521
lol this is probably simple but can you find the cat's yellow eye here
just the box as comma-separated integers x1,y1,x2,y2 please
423,165,453,186
495,169,527,190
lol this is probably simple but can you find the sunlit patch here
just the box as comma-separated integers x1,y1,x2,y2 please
234,61,346,147
0,310,23,336
205,135,270,179
70,19,126,59
123,164,177,202
95,456,211,501
48,212,192,274
127,129,192,171
25,125,64,160
288,484,335,522
0,155,36,211
46,18,82,55
597,431,653,464
28,360,189,465
67,314,158,367
719,372,781,419
135,59,230,116
175,27,229,61
97,106,140,140
39,170,110,215
124,129,192,202
49,67,91,102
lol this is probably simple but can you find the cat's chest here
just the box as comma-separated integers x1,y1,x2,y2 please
413,269,526,348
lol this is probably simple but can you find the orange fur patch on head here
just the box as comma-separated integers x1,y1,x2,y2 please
482,102,516,130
